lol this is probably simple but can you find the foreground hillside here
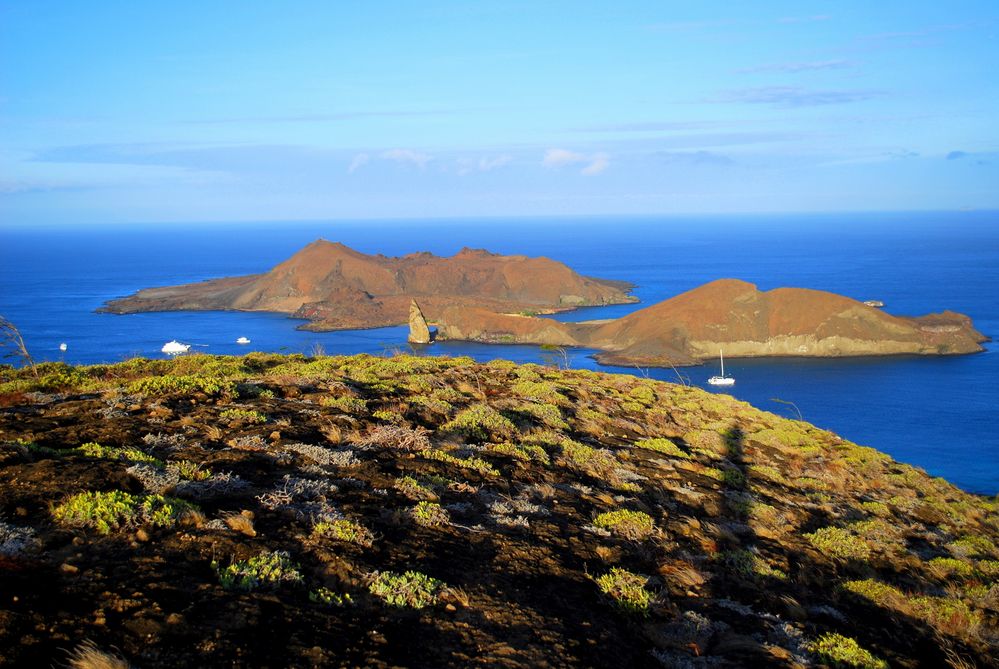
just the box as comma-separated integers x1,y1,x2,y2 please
0,354,996,668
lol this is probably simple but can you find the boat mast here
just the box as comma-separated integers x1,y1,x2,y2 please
720,349,725,377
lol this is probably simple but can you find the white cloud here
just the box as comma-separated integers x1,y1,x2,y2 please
456,154,513,176
478,154,512,171
348,153,370,173
581,153,609,175
381,149,432,169
543,148,609,175
543,148,587,168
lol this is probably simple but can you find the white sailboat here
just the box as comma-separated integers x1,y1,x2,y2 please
236,337,251,344
707,349,735,386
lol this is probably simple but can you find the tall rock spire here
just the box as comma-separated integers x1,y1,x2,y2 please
407,299,432,344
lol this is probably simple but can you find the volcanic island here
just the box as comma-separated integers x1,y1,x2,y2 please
102,241,986,367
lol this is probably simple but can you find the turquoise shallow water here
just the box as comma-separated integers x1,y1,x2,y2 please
1,212,997,493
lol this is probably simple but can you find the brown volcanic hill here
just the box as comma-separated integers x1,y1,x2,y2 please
436,278,986,366
101,240,636,330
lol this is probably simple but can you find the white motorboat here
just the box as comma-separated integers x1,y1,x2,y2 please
707,349,735,386
236,337,251,344
161,340,191,355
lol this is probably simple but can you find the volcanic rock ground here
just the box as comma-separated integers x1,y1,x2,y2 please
0,354,996,668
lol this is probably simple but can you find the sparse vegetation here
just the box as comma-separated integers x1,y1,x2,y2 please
52,490,197,534
214,550,303,591
0,353,995,668
594,568,653,614
593,509,655,540
805,526,873,561
634,437,690,459
368,570,444,609
311,519,374,547
441,404,516,441
807,633,888,669
411,501,451,528
74,441,161,464
219,408,267,424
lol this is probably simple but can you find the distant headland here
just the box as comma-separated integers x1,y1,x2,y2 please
99,239,637,330
435,278,986,367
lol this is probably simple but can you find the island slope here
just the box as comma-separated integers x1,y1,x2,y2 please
435,278,986,366
100,240,637,330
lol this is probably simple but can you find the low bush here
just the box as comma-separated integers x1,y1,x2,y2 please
807,633,888,669
368,570,444,609
593,510,655,540
594,567,653,614
214,550,303,591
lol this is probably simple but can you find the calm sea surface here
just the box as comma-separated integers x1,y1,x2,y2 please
2,213,997,494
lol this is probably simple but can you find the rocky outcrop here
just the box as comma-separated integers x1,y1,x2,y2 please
407,300,432,344
101,240,636,330
436,279,987,367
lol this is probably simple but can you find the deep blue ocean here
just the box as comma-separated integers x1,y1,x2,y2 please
1,212,997,494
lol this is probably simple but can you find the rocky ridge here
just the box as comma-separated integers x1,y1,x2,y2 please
436,279,986,367
100,240,637,331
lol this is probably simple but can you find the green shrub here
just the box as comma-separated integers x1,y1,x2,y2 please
214,550,303,591
372,409,404,423
510,380,569,406
859,501,891,518
516,402,568,429
169,460,211,481
410,395,453,415
311,519,374,547
487,442,551,466
593,510,655,540
559,439,617,478
411,501,451,528
219,408,267,424
52,490,197,534
634,438,690,459
309,587,354,607
807,633,888,669
140,494,199,527
52,490,139,534
74,442,160,465
441,404,516,441
805,526,872,561
594,568,653,614
841,579,905,608
420,449,500,477
320,396,368,412
368,570,444,609
927,557,974,579
129,374,233,397
394,476,437,500
718,549,788,581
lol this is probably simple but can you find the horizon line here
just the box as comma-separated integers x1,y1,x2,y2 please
2,208,995,229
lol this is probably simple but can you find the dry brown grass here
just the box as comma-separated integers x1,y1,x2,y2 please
320,419,343,444
203,424,224,441
358,424,431,451
223,511,256,537
67,641,130,669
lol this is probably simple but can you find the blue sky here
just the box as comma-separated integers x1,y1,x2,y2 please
1,1,997,224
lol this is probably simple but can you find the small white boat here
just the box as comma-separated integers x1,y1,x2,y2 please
236,337,251,344
161,340,191,355
707,349,735,386
59,343,68,352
